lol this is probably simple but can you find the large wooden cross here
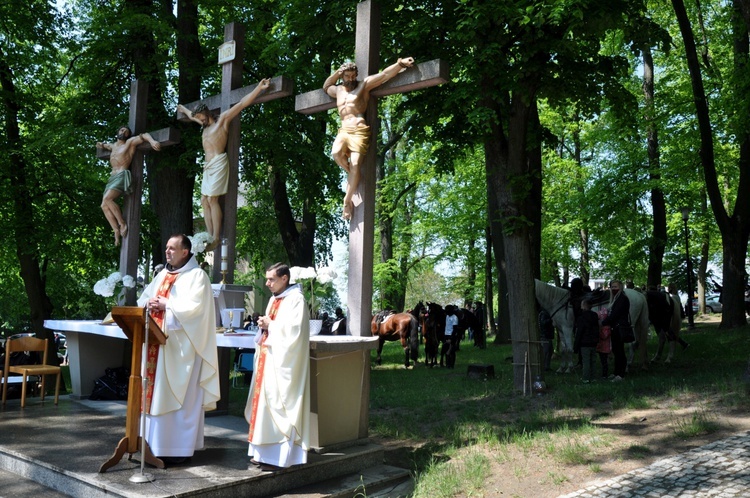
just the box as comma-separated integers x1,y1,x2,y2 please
176,22,293,284
295,0,448,336
96,80,180,305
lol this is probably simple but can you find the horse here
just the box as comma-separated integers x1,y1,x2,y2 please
454,306,483,347
534,279,651,372
647,290,686,363
371,309,419,368
422,302,444,367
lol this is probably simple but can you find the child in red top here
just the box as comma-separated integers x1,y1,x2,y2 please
596,307,612,379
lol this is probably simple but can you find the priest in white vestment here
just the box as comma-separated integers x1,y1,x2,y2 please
245,263,310,470
137,234,220,463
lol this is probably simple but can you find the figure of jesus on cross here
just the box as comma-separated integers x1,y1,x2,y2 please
323,57,414,220
177,78,271,250
97,127,162,246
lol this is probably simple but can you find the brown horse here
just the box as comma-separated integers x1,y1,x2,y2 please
371,310,419,368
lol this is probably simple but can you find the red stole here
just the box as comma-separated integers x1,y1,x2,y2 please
248,296,284,442
144,272,179,414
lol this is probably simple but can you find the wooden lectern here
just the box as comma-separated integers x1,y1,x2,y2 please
100,306,168,473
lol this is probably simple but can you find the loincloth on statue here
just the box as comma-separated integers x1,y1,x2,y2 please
334,124,371,155
104,169,132,195
201,152,229,197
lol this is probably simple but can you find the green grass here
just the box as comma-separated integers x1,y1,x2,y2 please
368,321,750,497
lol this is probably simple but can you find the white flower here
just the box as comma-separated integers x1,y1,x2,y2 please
94,278,116,297
300,267,317,280
106,271,123,284
94,272,137,298
189,231,213,255
289,266,303,283
122,275,136,288
287,265,338,319
316,266,337,284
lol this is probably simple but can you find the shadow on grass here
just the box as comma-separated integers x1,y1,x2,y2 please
370,321,750,477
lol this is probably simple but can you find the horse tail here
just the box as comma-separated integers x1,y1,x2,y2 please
409,316,419,361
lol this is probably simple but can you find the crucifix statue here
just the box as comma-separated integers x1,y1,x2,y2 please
97,127,162,247
295,0,448,336
96,80,180,304
176,23,293,283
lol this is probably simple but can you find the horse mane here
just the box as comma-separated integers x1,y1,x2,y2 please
534,279,570,313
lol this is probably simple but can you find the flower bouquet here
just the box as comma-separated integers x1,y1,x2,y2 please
94,271,136,324
289,266,338,330
188,232,213,255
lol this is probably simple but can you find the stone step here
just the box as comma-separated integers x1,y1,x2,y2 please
279,464,412,498
0,467,70,498
0,397,396,498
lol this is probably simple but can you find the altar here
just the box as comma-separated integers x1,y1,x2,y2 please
43,319,253,399
44,320,379,449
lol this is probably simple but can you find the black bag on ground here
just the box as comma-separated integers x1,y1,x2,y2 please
89,367,129,400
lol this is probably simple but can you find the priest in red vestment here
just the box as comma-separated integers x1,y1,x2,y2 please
245,262,310,471
137,234,220,464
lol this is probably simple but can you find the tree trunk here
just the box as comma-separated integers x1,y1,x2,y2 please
484,225,497,338
269,165,315,267
0,50,54,343
642,46,667,289
483,76,542,390
672,0,750,327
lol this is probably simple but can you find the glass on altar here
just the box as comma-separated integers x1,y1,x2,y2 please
211,284,252,330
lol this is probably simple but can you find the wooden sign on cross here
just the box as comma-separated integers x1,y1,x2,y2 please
295,0,449,336
175,22,294,284
96,79,180,305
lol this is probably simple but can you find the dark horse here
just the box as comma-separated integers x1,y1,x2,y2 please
371,309,419,368
422,302,445,367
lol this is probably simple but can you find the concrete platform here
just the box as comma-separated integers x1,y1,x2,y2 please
0,396,411,497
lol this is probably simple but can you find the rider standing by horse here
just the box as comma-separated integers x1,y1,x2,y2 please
441,305,460,368
601,279,630,381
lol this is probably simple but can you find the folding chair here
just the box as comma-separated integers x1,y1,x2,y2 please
2,336,61,408
232,352,254,388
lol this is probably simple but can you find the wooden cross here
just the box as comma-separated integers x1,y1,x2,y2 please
96,80,180,305
295,0,449,336
176,22,293,284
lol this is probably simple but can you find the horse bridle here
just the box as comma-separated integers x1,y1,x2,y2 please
548,297,571,320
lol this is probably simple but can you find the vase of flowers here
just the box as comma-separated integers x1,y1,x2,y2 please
94,271,137,323
289,265,338,335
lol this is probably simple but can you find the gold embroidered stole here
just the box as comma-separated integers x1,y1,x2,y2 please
248,296,284,442
144,272,179,414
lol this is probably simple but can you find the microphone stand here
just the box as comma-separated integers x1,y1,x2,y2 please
130,304,154,483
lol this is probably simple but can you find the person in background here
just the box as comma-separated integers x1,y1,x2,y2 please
596,307,612,379
332,307,347,335
538,309,555,372
573,299,600,383
601,279,630,382
441,305,459,368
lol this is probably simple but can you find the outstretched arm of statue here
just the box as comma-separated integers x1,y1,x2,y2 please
217,78,271,129
97,141,113,151
177,104,204,125
127,132,161,152
363,57,414,90
141,132,162,151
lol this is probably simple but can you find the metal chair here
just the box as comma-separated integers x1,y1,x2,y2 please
232,352,254,388
2,336,61,408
